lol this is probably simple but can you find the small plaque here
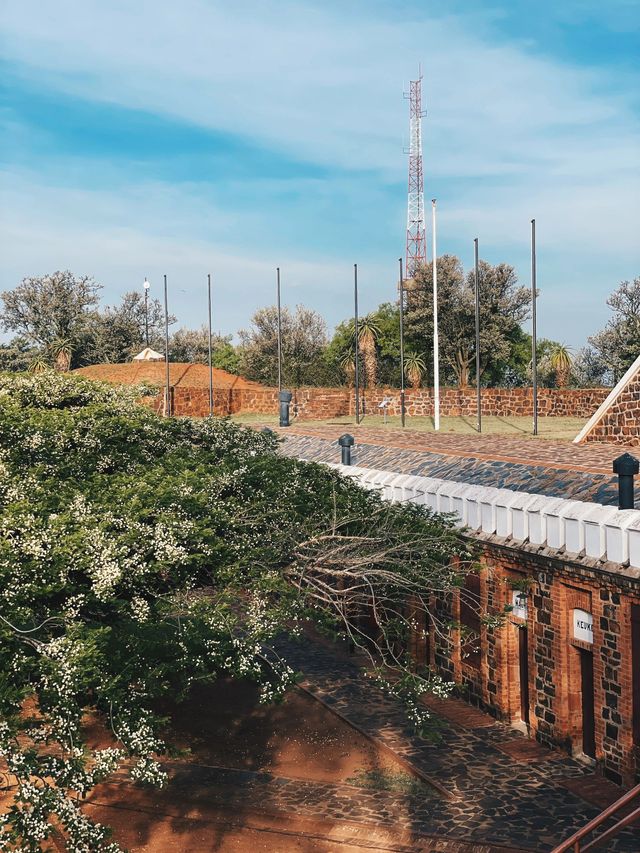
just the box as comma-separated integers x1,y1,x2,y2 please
573,609,593,644
511,590,528,620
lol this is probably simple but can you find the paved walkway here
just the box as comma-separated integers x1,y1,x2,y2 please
86,765,524,852
274,425,626,474
271,426,639,507
275,636,640,852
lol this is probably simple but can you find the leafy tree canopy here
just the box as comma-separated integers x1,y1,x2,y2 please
0,373,475,849
169,326,240,373
588,276,640,382
239,304,333,386
0,271,101,365
405,256,531,388
86,290,170,364
327,302,401,387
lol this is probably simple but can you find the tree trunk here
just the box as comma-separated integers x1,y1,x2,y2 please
362,339,377,387
556,367,569,388
55,351,71,373
455,349,471,389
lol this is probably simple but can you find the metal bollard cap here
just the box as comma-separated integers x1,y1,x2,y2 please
338,433,355,447
612,452,639,476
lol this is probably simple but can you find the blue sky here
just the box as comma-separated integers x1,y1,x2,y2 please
1,0,639,346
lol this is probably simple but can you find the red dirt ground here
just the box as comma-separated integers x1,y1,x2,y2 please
78,680,420,852
2,681,525,853
84,679,404,785
74,362,265,390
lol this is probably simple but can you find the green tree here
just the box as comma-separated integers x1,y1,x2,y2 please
405,256,531,388
404,352,427,388
356,315,382,387
0,372,476,849
0,271,101,365
338,348,356,386
239,305,331,386
51,337,73,372
588,276,640,381
169,326,240,373
548,344,573,388
327,303,401,387
572,346,610,387
0,337,38,372
86,290,169,364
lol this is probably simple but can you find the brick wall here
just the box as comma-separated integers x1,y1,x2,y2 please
147,384,609,420
144,387,244,417
359,387,608,419
423,542,640,786
583,371,640,445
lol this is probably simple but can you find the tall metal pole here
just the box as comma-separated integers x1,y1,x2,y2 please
474,239,481,433
163,274,171,417
144,279,149,346
276,267,283,392
207,273,213,418
354,263,360,425
531,219,538,436
398,257,406,428
432,200,440,431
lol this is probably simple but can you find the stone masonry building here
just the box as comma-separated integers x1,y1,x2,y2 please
574,352,640,446
278,428,640,789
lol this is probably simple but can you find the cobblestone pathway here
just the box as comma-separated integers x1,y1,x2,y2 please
274,430,638,507
169,764,450,835
276,637,640,852
90,763,524,852
272,426,626,474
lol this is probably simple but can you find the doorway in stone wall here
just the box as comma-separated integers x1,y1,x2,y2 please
518,626,530,726
579,647,596,759
632,605,640,757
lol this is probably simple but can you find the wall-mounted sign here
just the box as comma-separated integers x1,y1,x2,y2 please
511,590,528,620
573,609,593,644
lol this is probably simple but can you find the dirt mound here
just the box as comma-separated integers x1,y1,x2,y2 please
74,362,265,390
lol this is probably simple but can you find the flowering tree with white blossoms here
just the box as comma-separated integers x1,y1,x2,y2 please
0,372,483,851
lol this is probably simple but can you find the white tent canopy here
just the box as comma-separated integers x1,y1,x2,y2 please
132,347,164,362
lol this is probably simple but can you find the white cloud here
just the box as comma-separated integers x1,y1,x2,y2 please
0,170,390,338
1,0,637,176
0,0,638,345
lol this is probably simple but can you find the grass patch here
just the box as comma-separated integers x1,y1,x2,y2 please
346,768,435,797
229,412,587,442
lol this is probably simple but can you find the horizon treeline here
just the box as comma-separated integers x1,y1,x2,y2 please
1,264,638,390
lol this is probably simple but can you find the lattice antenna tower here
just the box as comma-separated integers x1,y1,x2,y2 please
404,70,427,279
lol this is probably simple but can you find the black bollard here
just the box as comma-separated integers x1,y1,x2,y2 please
338,433,355,466
279,390,292,427
612,452,639,509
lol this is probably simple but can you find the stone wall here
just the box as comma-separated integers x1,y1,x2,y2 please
583,372,640,445
359,387,608,419
144,387,244,417
148,384,609,420
424,543,640,787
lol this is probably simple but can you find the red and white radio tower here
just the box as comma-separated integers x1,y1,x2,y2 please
404,72,427,278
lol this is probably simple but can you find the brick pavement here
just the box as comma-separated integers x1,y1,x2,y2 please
276,636,640,852
272,425,629,474
86,764,526,852
273,429,638,507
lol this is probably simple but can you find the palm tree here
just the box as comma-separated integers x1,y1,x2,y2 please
339,349,356,386
51,338,73,373
28,356,50,374
354,315,381,387
404,352,426,388
549,344,572,388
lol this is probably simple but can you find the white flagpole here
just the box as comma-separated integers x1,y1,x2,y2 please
432,199,440,431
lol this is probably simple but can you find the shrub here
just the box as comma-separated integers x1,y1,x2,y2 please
0,372,473,850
